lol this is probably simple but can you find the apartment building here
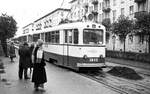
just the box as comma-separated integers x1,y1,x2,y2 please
107,0,150,53
68,0,150,53
21,0,150,53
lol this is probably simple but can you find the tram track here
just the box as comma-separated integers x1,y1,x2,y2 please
80,73,129,94
80,70,150,94
105,73,150,90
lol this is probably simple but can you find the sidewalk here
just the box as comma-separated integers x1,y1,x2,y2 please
106,57,150,70
0,56,121,94
0,55,150,94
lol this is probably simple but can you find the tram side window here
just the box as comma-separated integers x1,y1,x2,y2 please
45,32,48,42
45,32,51,43
48,31,60,44
41,33,44,41
73,29,78,44
49,32,51,42
69,30,72,43
33,34,40,42
51,31,55,43
55,31,59,43
64,30,68,43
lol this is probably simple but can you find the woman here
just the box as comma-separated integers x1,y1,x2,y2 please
9,42,16,62
32,39,47,91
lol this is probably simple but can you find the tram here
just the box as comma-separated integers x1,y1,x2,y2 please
17,22,106,71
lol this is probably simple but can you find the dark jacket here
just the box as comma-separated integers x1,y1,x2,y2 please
29,45,34,67
18,46,31,68
32,46,47,84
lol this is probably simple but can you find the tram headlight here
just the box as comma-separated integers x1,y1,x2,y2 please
83,55,88,59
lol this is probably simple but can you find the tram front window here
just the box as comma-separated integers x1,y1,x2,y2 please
83,29,103,45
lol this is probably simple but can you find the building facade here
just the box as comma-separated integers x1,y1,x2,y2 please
33,8,70,32
68,0,150,53
22,8,70,42
21,0,150,53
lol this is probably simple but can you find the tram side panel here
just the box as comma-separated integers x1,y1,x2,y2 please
43,44,106,70
68,46,105,69
64,45,82,70
43,44,64,65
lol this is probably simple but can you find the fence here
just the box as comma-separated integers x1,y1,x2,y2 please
106,50,150,63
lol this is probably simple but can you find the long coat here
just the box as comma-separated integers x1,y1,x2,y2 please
32,46,47,84
18,46,31,68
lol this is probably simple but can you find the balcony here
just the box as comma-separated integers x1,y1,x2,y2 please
83,3,89,9
92,0,98,5
102,7,111,12
92,10,98,15
134,0,146,3
134,11,148,18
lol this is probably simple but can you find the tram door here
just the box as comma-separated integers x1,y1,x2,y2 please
63,30,69,66
63,29,79,67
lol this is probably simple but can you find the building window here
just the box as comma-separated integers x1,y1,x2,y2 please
121,8,125,15
105,13,110,18
99,3,101,10
102,13,104,20
113,10,116,22
138,34,144,44
99,14,102,22
121,0,124,4
94,4,98,11
78,11,80,19
89,6,93,12
113,0,116,6
129,5,134,15
128,34,133,44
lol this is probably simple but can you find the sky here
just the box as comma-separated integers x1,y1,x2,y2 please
0,0,70,36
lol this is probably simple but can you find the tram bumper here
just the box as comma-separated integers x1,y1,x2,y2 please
77,63,105,67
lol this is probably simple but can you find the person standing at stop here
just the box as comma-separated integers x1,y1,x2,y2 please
18,42,31,79
9,42,16,62
32,39,47,91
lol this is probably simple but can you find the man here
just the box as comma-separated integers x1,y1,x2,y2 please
18,42,30,79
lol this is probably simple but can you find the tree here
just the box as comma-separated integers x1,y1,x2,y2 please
0,13,17,56
135,12,150,53
111,15,134,52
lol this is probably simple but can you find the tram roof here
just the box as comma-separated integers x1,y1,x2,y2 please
32,22,105,35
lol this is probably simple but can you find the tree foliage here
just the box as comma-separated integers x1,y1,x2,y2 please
135,12,150,53
0,14,17,39
112,15,134,42
111,15,134,52
135,12,150,35
102,18,111,31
